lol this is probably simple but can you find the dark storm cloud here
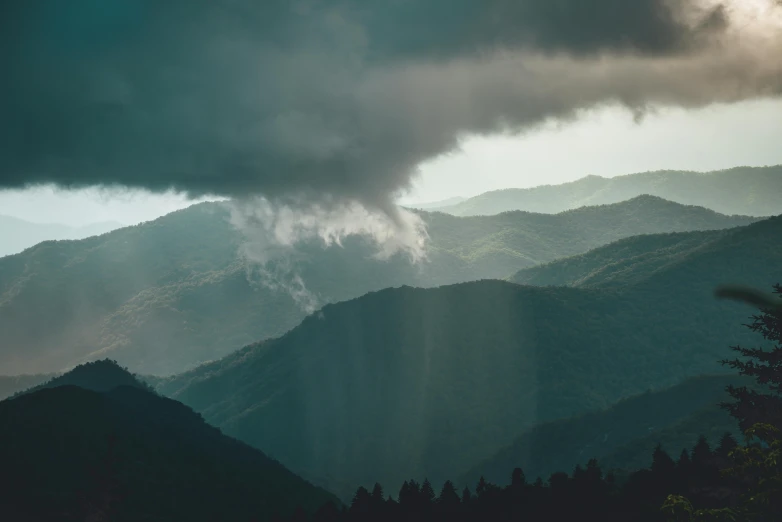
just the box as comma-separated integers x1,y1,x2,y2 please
0,0,780,211
352,0,727,60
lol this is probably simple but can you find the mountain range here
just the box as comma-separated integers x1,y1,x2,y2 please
0,360,339,522
406,196,467,210
1,195,756,376
437,165,782,217
0,214,123,258
152,214,781,499
458,374,751,489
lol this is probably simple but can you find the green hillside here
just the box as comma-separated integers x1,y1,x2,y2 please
424,195,757,274
512,213,782,292
0,363,339,521
440,165,782,217
1,195,753,375
458,374,748,488
153,215,781,499
510,230,729,288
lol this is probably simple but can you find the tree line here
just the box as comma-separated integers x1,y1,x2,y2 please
274,284,782,522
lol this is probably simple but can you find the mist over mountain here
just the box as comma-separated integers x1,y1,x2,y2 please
1,195,753,376
438,166,782,217
0,372,56,401
0,214,123,258
152,215,781,499
0,361,338,521
407,196,468,210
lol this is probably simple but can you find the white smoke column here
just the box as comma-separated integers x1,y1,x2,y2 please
228,198,429,311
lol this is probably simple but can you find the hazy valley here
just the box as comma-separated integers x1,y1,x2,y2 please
0,193,758,376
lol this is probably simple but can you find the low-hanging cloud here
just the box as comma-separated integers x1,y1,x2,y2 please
2,0,781,253
228,196,427,309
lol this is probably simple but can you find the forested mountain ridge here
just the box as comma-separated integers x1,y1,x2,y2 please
1,195,754,375
439,165,782,216
458,374,751,488
0,361,339,521
151,214,782,499
424,195,757,275
510,229,729,288
511,212,781,290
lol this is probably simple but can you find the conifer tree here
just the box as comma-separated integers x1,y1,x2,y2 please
460,486,472,505
720,284,782,432
511,467,526,488
437,480,461,517
664,284,782,521
421,479,435,506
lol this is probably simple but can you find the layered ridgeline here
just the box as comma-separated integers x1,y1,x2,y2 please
438,165,782,217
0,214,122,258
510,229,729,289
0,373,56,400
458,374,750,489
0,195,755,375
0,360,339,522
510,213,782,291
154,214,782,500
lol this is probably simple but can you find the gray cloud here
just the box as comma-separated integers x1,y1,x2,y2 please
350,0,728,60
1,0,781,220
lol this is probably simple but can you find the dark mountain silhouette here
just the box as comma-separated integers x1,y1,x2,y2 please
11,359,155,398
0,361,339,521
0,195,754,375
152,215,782,500
439,165,782,216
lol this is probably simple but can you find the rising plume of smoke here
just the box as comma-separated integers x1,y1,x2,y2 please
1,0,781,257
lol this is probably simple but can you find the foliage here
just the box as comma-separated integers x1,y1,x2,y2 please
294,439,737,521
663,285,782,521
720,284,782,432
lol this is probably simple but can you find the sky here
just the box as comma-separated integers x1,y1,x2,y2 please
1,0,781,253
2,96,781,226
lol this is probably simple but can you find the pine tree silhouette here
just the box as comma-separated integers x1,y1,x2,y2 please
720,284,782,432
